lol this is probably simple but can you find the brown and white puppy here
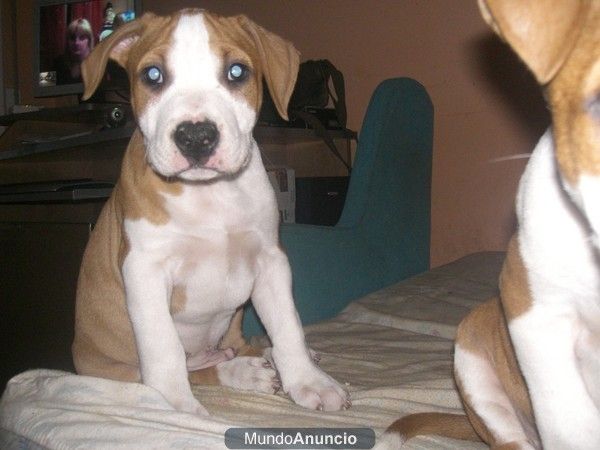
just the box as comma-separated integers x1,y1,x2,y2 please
377,0,600,448
72,9,350,416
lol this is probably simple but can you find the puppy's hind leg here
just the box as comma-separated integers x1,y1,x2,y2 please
188,348,281,394
188,308,281,393
454,300,539,449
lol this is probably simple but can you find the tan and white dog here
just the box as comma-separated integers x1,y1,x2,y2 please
379,0,600,448
72,9,350,416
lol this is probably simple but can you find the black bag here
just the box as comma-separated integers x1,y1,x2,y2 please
259,59,352,172
289,59,347,128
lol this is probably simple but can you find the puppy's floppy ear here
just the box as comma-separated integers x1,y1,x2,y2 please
478,0,590,84
81,12,156,100
238,16,300,121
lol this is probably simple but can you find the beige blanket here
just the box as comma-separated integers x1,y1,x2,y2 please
0,252,504,449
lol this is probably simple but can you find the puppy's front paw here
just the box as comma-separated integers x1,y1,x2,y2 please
216,356,281,394
287,369,351,411
172,394,209,416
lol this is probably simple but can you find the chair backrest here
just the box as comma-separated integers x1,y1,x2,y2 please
338,77,433,281
243,78,433,336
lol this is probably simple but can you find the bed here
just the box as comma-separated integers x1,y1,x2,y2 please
0,251,503,449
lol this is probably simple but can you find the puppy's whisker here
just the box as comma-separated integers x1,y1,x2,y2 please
488,153,532,163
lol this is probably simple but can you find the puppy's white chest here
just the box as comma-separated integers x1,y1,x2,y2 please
515,130,600,409
126,208,262,299
125,216,261,349
174,228,261,309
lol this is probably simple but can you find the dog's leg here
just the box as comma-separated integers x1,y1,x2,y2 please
455,345,537,449
186,308,281,394
454,299,539,449
188,307,279,392
219,308,248,352
122,253,208,415
218,309,322,364
509,311,600,449
250,246,350,411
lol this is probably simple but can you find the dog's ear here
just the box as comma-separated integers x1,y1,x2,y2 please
478,0,590,84
81,12,156,100
237,16,300,121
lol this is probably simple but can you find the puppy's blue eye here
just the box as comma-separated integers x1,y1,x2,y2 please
143,66,164,86
227,63,248,82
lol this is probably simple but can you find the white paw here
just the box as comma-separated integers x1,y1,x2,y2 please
171,393,209,416
286,368,351,411
216,356,281,394
147,373,209,415
308,348,321,364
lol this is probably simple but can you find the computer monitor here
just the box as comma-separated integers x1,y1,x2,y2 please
33,0,142,98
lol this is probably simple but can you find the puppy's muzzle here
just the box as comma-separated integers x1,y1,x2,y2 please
173,120,220,165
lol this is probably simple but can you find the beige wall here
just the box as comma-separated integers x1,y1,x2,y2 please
11,1,551,267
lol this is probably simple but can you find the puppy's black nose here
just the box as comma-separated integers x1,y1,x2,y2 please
173,120,219,163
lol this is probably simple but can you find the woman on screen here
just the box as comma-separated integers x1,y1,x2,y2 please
54,18,94,85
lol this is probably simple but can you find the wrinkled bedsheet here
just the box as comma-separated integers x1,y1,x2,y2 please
0,252,504,449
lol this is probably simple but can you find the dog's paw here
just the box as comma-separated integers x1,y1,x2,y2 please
216,356,281,394
286,368,351,411
309,348,321,364
171,394,209,416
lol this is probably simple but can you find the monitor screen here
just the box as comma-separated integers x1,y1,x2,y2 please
33,0,141,98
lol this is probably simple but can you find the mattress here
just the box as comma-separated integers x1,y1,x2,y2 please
0,252,505,449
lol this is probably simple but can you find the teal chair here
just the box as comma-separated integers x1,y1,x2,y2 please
244,77,433,336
